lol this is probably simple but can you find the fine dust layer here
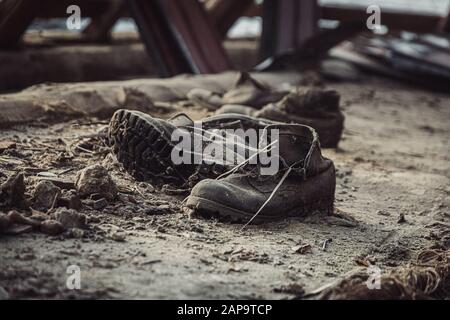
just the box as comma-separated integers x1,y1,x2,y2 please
0,77,449,299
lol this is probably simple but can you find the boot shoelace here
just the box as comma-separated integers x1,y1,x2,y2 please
183,121,317,229
217,128,317,230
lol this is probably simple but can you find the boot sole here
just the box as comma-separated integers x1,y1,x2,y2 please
108,109,192,185
186,195,334,224
109,111,273,185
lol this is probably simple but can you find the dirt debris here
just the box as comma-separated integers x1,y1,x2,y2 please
317,248,450,300
58,190,82,210
273,283,305,298
0,173,26,209
40,220,65,236
291,243,313,255
0,141,16,153
53,208,87,229
0,210,67,236
33,180,61,211
398,213,407,224
226,248,272,264
75,164,118,201
0,75,448,299
7,210,40,227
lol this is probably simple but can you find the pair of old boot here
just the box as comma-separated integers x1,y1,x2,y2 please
108,109,335,224
187,72,344,148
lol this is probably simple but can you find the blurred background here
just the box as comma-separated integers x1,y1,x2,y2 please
0,0,449,90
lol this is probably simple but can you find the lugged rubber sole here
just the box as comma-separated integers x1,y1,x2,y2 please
186,195,334,224
108,109,193,185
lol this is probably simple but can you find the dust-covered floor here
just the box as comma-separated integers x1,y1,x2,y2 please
0,76,449,299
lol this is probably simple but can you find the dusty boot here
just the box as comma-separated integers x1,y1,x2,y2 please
108,109,275,186
108,109,197,186
214,89,344,148
256,90,344,148
186,124,336,224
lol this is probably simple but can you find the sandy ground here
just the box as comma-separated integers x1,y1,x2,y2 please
0,75,449,299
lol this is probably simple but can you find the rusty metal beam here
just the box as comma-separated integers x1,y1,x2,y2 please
0,0,40,48
127,0,190,77
438,11,450,33
206,0,255,38
260,0,319,60
83,0,125,42
128,0,231,77
228,3,447,34
320,5,444,33
37,0,120,19
160,0,232,73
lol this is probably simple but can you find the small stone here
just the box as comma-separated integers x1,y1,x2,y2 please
0,173,25,208
377,210,391,216
291,244,312,254
58,190,82,210
54,208,87,229
144,206,170,216
68,228,85,238
156,226,166,233
75,164,117,200
111,231,126,242
7,210,40,227
398,213,406,224
33,180,61,211
0,141,16,154
139,182,155,193
273,283,305,297
40,220,65,235
92,198,108,210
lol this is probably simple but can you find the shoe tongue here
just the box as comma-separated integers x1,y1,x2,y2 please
167,113,194,127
